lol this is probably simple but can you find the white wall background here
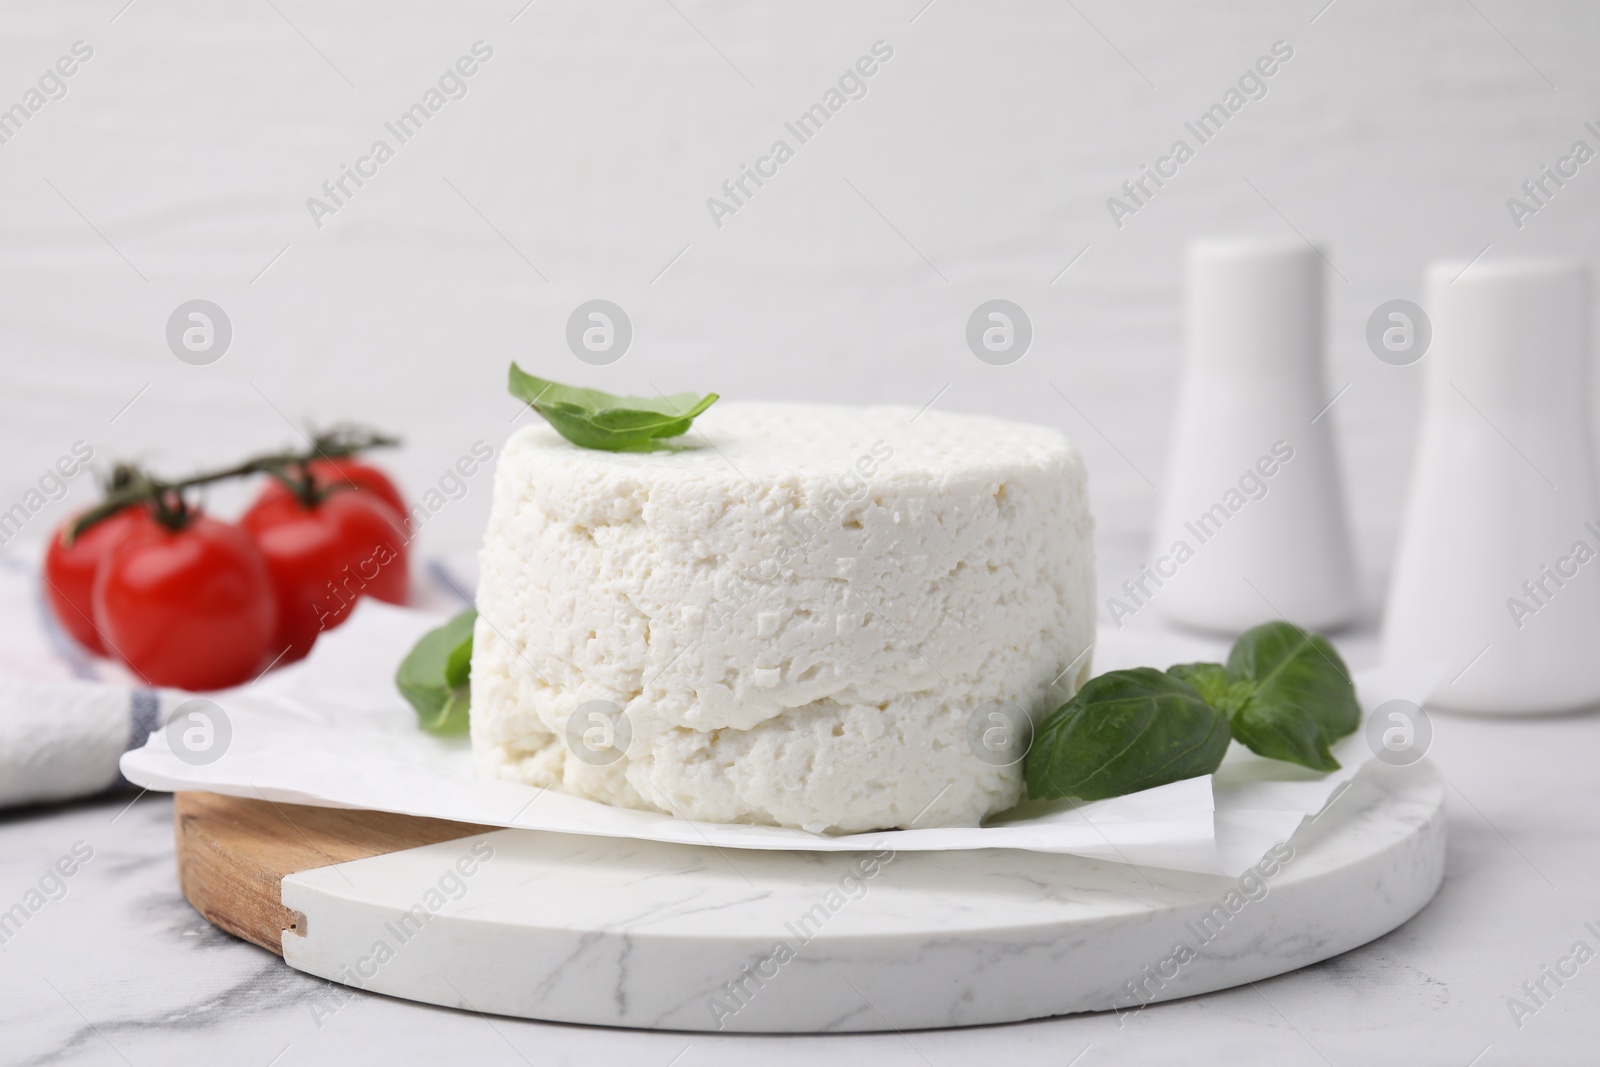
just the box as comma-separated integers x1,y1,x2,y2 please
3,0,1598,616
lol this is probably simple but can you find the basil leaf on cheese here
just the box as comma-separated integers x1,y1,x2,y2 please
508,363,719,452
397,609,477,735
1025,668,1232,802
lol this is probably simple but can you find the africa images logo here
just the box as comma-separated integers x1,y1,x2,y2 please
305,42,495,229
1105,40,1294,229
704,41,895,229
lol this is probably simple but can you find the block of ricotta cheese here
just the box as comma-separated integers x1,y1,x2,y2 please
470,402,1095,833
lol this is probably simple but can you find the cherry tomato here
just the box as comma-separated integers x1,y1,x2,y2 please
43,506,148,655
93,511,277,690
253,458,407,521
240,490,410,662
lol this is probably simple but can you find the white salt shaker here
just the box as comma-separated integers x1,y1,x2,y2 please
1383,258,1600,714
1144,238,1360,635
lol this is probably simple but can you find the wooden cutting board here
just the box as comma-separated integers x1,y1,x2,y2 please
173,791,489,955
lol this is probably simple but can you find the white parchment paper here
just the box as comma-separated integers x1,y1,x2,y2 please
121,601,1444,876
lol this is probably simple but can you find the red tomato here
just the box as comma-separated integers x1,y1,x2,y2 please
240,491,410,663
43,506,149,655
254,458,407,522
93,512,277,690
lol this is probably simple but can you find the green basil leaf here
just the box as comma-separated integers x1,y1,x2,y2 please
1223,621,1360,771
1168,661,1257,719
1166,662,1228,708
508,363,718,452
1025,668,1233,802
444,627,473,690
1228,698,1339,772
434,687,471,734
396,608,478,735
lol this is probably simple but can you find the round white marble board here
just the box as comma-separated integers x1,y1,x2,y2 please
178,759,1446,1033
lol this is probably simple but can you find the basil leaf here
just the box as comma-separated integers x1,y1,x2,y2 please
1167,662,1228,709
1025,668,1232,802
396,609,477,735
1228,699,1339,772
508,363,719,452
1223,621,1360,771
1168,661,1258,719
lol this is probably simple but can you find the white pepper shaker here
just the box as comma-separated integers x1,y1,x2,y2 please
1143,237,1360,635
1383,258,1600,714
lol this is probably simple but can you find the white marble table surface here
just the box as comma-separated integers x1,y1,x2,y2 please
2,543,1597,1066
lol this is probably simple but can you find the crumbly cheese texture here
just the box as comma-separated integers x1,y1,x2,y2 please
470,402,1095,832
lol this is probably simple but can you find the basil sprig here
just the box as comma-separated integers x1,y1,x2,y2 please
508,363,719,452
1024,622,1360,802
396,609,477,734
1204,621,1361,772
